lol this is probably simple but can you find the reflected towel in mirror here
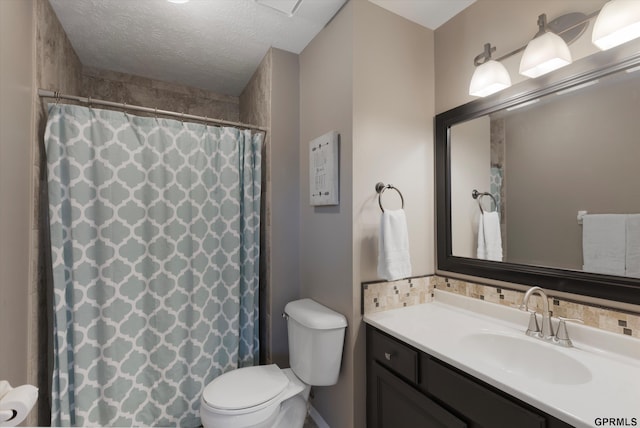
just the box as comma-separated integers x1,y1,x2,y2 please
625,215,640,278
582,214,626,276
477,211,503,261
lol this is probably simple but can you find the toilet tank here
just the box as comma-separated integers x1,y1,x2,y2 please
284,299,347,386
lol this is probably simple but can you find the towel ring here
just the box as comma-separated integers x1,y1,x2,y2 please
471,189,498,214
376,182,404,212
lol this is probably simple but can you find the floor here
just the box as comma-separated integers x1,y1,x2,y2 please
303,413,319,428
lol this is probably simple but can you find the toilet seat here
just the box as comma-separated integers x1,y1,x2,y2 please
200,366,307,428
203,365,289,412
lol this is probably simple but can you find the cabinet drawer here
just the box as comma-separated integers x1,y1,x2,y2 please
423,357,546,428
368,328,418,383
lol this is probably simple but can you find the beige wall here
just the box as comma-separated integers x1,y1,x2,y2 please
240,48,301,368
268,49,300,367
353,0,435,282
505,74,640,269
450,116,490,258
299,2,354,426
240,50,273,364
300,1,434,426
352,2,434,427
435,0,608,114
0,0,35,394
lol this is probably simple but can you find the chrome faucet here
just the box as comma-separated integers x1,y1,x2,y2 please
519,286,554,341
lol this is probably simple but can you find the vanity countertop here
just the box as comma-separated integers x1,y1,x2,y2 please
364,290,640,428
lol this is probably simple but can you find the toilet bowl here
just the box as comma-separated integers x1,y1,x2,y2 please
200,366,309,428
200,299,347,428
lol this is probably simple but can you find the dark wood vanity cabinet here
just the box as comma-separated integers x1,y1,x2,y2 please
367,326,574,428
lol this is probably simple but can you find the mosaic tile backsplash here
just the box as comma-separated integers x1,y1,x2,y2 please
362,276,435,314
363,275,640,339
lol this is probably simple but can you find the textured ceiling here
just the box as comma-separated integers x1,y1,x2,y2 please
48,0,347,96
48,0,474,97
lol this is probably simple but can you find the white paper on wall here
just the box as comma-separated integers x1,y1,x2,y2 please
309,131,339,206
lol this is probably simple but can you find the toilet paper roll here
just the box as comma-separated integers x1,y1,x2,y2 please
0,385,38,427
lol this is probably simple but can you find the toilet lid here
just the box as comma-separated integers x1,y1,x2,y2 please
203,364,289,410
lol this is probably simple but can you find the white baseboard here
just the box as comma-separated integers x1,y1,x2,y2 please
308,405,331,428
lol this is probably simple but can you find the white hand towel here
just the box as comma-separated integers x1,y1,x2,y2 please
378,209,412,281
582,214,626,276
477,211,503,261
626,214,640,278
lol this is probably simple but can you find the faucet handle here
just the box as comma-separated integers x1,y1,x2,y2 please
553,317,584,347
525,310,541,337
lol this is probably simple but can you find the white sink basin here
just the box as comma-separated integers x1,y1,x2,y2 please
460,332,592,385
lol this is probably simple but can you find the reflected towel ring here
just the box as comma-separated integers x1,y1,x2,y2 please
471,189,498,214
375,182,405,212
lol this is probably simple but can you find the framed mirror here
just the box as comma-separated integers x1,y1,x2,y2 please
436,40,640,305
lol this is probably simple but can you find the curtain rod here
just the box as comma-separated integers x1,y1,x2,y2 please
38,89,269,134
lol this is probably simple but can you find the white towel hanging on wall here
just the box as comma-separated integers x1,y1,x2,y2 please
378,209,412,281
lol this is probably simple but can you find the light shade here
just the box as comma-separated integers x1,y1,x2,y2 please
592,0,640,50
519,32,572,78
469,60,512,97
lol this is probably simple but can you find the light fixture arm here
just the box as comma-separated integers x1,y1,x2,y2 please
493,10,600,63
473,43,497,66
535,14,549,37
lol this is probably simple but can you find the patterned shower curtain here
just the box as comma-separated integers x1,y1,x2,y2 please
45,104,262,427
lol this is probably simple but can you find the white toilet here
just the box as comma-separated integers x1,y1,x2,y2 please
200,298,348,428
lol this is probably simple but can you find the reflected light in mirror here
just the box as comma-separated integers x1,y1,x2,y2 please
505,98,539,111
469,60,512,97
555,79,599,95
592,0,640,50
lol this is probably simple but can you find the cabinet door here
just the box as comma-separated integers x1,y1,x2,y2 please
368,361,467,428
422,356,546,428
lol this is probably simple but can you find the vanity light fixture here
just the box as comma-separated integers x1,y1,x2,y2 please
468,2,640,98
592,0,640,50
167,0,190,3
468,43,512,97
519,14,572,78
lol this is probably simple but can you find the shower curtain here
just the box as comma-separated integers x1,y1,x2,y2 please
45,104,262,427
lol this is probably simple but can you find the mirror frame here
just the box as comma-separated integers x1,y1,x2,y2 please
435,41,640,306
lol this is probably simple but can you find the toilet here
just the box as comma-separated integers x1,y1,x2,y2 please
200,298,348,428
